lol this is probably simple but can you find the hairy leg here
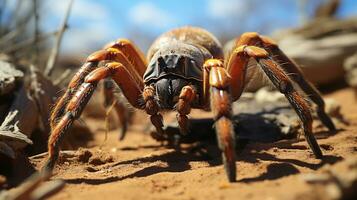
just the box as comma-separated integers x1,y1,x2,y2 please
104,38,147,77
204,59,236,182
175,85,197,134
260,36,335,131
50,62,97,130
228,42,323,158
142,85,165,141
235,32,335,131
51,39,146,129
44,58,144,172
257,58,323,158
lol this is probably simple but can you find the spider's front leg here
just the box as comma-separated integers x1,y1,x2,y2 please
43,40,146,172
176,85,196,135
142,85,165,141
203,59,236,182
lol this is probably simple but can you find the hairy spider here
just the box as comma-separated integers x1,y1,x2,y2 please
43,26,335,182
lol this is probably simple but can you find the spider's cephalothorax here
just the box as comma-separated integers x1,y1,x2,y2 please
43,26,336,182
143,41,207,108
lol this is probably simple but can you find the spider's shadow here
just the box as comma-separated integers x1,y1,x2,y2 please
64,146,220,185
237,150,342,183
64,104,342,185
64,139,342,185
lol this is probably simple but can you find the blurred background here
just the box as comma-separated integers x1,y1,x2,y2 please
1,0,356,57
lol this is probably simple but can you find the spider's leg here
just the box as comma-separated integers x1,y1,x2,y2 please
51,39,146,130
85,62,143,107
260,36,335,131
228,42,322,158
50,62,97,130
176,85,197,135
216,46,265,181
203,59,236,182
257,57,323,158
104,38,147,77
235,32,335,131
142,85,165,141
43,50,145,172
101,39,146,139
232,44,323,158
102,78,132,140
45,82,97,172
225,45,250,100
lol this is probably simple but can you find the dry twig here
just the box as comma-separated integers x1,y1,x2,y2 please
0,170,65,200
44,0,74,77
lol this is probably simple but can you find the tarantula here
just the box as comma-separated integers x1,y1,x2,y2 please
43,26,335,182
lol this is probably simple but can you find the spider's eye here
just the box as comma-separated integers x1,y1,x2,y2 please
158,57,166,68
176,56,186,74
187,59,197,71
184,58,202,79
157,55,187,75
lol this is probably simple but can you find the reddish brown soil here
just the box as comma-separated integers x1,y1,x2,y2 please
31,88,357,200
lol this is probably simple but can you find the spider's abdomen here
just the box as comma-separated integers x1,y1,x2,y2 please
147,26,224,60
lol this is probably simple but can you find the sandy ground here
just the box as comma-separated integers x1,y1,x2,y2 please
30,88,357,200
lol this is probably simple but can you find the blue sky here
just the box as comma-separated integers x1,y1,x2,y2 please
11,0,357,57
